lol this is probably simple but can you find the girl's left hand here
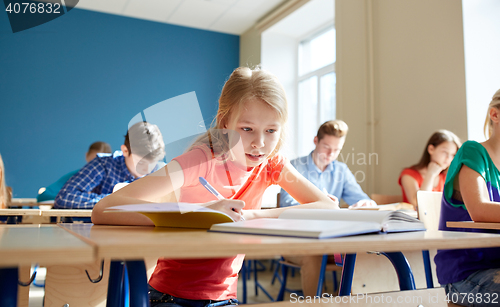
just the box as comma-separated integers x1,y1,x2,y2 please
206,199,246,221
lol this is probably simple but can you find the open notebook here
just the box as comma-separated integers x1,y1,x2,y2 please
106,203,234,229
209,209,426,239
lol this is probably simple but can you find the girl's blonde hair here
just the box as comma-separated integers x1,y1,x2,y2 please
484,89,500,139
189,67,288,159
0,154,8,209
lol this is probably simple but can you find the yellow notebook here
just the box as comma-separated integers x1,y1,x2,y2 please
106,203,234,229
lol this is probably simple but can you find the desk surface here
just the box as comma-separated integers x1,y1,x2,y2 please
0,224,94,266
447,221,500,230
9,198,41,208
60,224,500,260
0,209,41,216
0,209,93,217
40,209,92,217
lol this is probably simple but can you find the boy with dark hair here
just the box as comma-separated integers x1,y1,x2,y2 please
55,122,165,209
37,141,112,203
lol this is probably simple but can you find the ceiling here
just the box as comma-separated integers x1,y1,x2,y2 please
268,0,334,38
71,0,287,35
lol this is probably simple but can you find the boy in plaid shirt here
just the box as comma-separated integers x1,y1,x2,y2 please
55,121,165,209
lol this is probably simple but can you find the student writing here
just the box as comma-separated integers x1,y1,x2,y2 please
279,119,376,296
435,89,500,306
398,130,461,209
92,67,338,306
280,119,376,209
37,141,112,203
55,122,165,209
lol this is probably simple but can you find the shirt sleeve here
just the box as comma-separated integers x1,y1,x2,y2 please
173,147,210,187
37,170,79,202
54,159,108,209
340,167,371,206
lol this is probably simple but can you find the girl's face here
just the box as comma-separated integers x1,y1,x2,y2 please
428,141,457,168
226,98,281,168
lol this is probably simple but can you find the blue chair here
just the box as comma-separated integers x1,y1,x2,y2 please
276,254,342,301
240,260,275,303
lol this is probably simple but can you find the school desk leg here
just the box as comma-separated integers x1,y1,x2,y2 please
422,250,434,288
338,253,356,296
125,260,150,307
106,261,125,307
316,255,328,297
0,267,18,307
240,261,247,304
380,252,416,291
276,263,289,301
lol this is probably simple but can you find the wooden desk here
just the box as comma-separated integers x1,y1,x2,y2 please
0,209,41,217
0,209,92,224
60,224,500,260
8,198,40,208
447,221,500,230
40,209,92,217
0,224,94,266
0,224,95,307
58,224,500,305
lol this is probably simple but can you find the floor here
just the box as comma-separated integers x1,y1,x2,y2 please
27,259,338,306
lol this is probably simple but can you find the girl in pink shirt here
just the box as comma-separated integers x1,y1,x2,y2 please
93,67,338,306
398,130,461,209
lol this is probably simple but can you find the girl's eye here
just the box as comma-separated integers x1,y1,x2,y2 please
242,127,251,132
267,129,276,133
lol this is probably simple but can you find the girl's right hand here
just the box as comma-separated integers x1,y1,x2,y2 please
206,199,246,221
428,161,444,176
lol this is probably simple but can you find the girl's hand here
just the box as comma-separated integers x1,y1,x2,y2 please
428,161,445,176
206,199,245,221
326,194,340,207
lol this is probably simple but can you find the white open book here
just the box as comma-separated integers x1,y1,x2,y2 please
209,209,425,239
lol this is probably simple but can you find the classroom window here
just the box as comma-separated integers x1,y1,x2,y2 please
297,27,336,157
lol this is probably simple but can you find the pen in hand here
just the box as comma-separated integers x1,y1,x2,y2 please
199,177,245,220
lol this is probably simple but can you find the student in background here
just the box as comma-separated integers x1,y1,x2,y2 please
37,141,112,203
280,120,376,208
92,67,338,306
435,89,500,304
279,119,376,297
398,130,461,209
0,153,10,209
55,122,165,209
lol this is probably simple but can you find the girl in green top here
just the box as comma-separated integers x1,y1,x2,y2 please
435,89,500,307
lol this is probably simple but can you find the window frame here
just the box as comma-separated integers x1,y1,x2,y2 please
295,23,336,157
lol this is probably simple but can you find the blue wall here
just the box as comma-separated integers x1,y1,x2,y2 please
0,7,239,197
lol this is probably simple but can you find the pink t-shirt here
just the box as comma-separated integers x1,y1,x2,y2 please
149,146,287,300
398,168,446,203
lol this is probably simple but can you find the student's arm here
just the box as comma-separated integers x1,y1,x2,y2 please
420,162,445,191
92,161,244,226
54,161,108,209
400,175,420,208
243,161,339,220
458,165,500,222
